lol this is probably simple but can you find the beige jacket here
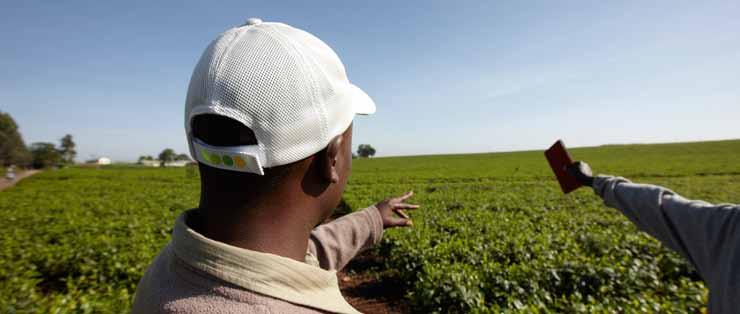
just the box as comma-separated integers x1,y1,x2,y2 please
132,206,384,314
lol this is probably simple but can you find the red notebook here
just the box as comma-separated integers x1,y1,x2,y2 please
545,140,582,194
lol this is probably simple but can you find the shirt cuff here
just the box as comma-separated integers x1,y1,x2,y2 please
364,205,384,245
593,174,612,190
593,175,631,197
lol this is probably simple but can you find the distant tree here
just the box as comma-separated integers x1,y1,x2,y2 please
352,152,358,159
0,111,31,167
137,155,154,163
357,144,376,158
158,148,176,167
175,153,191,161
30,142,61,169
59,134,76,164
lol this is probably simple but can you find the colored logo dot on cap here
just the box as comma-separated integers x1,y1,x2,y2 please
222,155,234,167
210,153,222,165
200,149,210,162
233,156,246,168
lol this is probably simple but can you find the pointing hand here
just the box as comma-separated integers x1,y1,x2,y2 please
375,191,420,228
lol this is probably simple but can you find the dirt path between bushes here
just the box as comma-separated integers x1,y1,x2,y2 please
0,170,41,191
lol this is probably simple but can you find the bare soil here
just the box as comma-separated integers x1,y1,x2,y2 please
338,250,411,314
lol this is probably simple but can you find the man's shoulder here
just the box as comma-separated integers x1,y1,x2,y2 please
132,245,328,314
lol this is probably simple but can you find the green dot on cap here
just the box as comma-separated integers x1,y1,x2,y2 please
222,155,234,166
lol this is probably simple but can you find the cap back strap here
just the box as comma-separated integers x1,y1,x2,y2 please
191,138,265,175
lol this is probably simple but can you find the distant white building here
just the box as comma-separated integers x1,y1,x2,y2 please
164,160,190,167
140,160,161,167
89,157,111,165
138,159,191,167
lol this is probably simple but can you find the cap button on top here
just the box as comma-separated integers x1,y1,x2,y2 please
244,18,263,26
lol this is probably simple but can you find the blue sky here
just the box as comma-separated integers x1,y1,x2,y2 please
1,1,738,162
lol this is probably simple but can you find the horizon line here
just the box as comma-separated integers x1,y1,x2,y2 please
361,137,740,160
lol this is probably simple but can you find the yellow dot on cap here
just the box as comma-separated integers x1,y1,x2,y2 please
200,149,210,162
210,154,221,165
233,156,246,168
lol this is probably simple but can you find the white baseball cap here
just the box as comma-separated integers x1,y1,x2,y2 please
185,18,375,175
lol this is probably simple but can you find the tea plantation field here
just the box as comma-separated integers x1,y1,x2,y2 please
1,139,739,313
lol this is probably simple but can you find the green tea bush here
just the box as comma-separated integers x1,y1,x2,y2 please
2,140,738,312
341,140,739,313
0,167,198,313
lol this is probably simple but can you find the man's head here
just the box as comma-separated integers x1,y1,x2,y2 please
184,18,373,223
191,114,353,222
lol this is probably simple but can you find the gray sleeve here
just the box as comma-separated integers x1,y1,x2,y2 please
307,206,384,271
593,175,740,283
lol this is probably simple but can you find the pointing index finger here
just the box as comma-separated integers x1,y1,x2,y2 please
397,191,414,202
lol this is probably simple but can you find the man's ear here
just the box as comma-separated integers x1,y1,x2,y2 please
322,134,343,183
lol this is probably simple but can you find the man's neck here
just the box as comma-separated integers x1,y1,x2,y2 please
192,193,319,262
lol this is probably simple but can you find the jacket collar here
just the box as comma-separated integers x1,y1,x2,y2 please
171,209,360,314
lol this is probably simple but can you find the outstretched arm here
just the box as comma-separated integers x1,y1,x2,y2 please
570,162,740,283
307,191,419,271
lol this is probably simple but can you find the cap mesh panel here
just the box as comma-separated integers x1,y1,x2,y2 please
185,22,374,169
